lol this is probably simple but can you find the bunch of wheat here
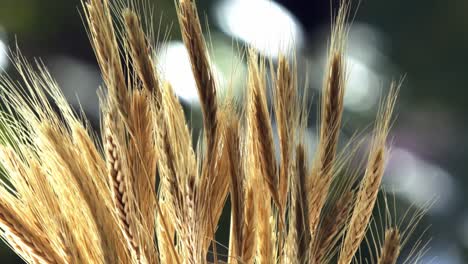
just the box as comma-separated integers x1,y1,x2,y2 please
0,0,426,263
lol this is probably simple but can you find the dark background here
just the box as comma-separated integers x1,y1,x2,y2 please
0,0,467,262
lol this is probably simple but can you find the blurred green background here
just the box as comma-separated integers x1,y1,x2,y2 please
0,0,467,262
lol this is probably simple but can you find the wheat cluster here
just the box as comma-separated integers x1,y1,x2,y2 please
0,0,426,263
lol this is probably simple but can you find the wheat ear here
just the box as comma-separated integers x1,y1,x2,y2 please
294,144,311,263
201,107,231,253
127,89,158,262
0,202,62,264
123,13,160,253
105,125,142,262
176,2,233,257
338,84,398,264
176,0,218,152
274,55,296,215
378,228,401,264
83,0,130,115
154,82,196,263
313,191,354,262
123,9,161,99
247,50,280,209
246,51,278,262
0,149,64,264
307,2,348,241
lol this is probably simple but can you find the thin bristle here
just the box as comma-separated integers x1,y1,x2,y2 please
378,228,401,264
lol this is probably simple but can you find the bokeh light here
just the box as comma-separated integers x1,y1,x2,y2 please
157,41,225,104
345,55,380,112
385,148,457,214
0,28,8,69
215,0,304,58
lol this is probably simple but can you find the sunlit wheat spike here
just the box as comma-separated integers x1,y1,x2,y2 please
200,106,231,252
128,90,157,228
306,2,348,245
105,127,141,261
176,0,218,152
123,15,160,241
41,122,111,263
338,84,398,264
175,1,232,258
274,54,297,216
83,0,130,115
247,50,280,209
123,8,161,98
245,50,276,263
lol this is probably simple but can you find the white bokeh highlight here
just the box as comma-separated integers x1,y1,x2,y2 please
0,38,8,69
385,148,457,214
345,56,380,112
215,0,304,58
157,41,225,105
